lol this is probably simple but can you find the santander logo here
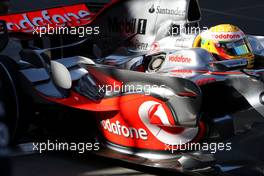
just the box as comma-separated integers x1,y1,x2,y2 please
149,4,155,13
0,4,93,32
138,101,199,145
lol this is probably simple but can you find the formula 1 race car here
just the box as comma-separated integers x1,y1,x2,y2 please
1,0,264,175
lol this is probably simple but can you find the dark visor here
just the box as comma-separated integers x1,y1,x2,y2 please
217,39,251,56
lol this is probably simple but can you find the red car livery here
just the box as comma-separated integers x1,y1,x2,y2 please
0,4,94,32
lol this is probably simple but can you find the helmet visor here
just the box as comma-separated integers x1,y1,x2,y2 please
216,39,252,56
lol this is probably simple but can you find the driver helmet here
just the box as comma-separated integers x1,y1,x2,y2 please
200,24,254,68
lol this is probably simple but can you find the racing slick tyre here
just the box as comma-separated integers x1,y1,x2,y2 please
0,122,9,147
0,55,29,147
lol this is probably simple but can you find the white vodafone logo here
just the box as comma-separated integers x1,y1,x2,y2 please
138,101,199,145
1,4,92,32
201,31,245,42
101,119,148,140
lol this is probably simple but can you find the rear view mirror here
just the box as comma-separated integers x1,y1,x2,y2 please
211,59,248,71
187,0,201,22
0,20,8,52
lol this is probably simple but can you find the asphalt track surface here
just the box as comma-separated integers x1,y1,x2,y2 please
2,0,264,176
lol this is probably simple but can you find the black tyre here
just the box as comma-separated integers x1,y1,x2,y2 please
0,55,24,147
0,122,9,147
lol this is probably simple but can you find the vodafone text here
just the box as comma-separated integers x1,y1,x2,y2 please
169,55,192,63
101,120,148,140
3,5,92,32
212,34,241,40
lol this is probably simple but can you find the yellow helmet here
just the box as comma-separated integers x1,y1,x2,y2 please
200,24,254,68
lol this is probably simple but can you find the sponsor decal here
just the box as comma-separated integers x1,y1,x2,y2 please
108,17,147,35
129,39,148,50
138,101,199,145
150,41,160,51
148,103,173,126
134,42,148,50
171,69,193,74
149,4,186,16
101,119,148,140
174,37,193,46
0,4,93,32
169,55,192,63
212,33,241,40
149,5,155,13
202,31,245,41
